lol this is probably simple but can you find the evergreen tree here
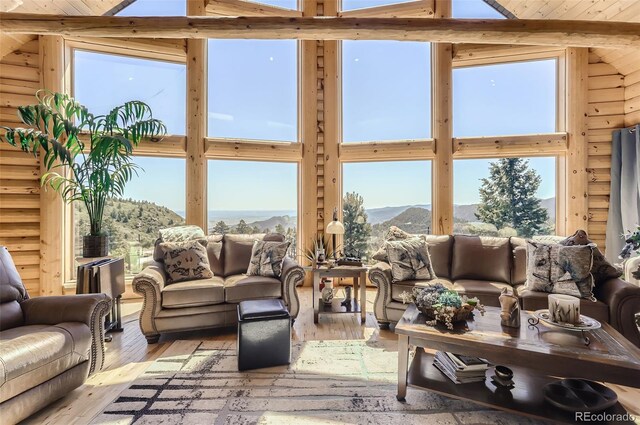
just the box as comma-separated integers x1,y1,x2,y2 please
235,219,250,234
275,224,285,234
251,225,261,234
212,220,230,234
343,192,371,258
475,158,549,238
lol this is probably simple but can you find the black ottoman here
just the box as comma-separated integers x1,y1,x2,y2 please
237,299,291,371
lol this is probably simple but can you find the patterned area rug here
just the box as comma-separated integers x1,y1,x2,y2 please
93,340,544,425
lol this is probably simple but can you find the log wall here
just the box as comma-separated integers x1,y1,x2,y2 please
0,39,42,296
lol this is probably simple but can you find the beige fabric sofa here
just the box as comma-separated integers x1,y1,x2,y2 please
369,235,640,347
133,233,305,343
0,246,111,424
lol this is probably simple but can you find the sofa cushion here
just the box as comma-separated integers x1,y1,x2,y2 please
153,225,206,262
452,279,512,307
0,246,28,305
0,301,24,332
391,278,454,302
247,240,290,278
161,277,225,309
510,237,527,286
423,235,453,279
224,274,282,303
519,289,609,323
159,240,214,284
206,234,225,276
451,235,511,284
386,238,436,283
223,234,284,277
0,322,90,403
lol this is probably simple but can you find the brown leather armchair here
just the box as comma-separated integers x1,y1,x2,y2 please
0,246,111,424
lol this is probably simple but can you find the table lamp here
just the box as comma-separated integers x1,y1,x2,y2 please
326,207,344,260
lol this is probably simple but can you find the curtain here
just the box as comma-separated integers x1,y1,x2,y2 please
605,124,640,263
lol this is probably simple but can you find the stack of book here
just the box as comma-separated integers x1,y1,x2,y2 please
433,351,490,384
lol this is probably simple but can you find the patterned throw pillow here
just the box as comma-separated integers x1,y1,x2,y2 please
247,241,291,278
153,225,206,262
159,239,213,284
560,229,622,284
525,241,595,300
385,237,436,283
372,226,424,262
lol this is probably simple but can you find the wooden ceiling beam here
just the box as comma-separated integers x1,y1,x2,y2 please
1,14,639,48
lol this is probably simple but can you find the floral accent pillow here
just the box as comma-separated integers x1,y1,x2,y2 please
385,237,436,283
372,226,425,262
560,229,622,284
525,241,595,300
153,225,206,262
159,239,213,284
247,241,291,278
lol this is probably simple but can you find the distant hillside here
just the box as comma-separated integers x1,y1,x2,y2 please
367,205,429,225
75,198,185,254
373,207,432,234
237,215,297,232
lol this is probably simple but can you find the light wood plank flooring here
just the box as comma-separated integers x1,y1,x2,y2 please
24,288,640,424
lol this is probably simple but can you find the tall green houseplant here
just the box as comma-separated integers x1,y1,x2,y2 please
1,90,166,257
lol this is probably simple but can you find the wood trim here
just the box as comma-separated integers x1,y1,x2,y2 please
39,35,64,296
566,47,589,232
339,0,434,17
206,0,302,17
64,37,186,63
432,0,453,235
205,138,303,161
452,44,564,68
185,0,207,231
339,140,435,161
135,135,187,157
2,14,640,48
453,133,568,158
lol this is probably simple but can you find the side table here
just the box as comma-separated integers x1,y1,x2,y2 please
306,265,368,324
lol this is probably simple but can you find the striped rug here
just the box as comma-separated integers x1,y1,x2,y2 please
93,339,542,424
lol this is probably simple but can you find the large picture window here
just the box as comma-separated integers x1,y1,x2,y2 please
73,50,186,135
453,59,557,137
342,161,432,263
207,40,298,142
453,157,556,238
207,160,298,252
341,0,415,11
342,41,431,142
73,157,186,275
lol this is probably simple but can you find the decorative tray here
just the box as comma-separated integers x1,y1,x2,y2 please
531,309,601,332
543,378,617,413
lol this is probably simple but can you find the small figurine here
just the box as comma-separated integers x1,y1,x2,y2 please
499,287,520,328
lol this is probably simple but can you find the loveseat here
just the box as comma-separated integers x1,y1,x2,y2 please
133,233,305,343
369,235,640,347
0,246,111,424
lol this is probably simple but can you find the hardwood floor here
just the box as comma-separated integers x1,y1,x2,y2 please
24,288,640,424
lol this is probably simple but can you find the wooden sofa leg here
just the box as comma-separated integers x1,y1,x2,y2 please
146,335,160,344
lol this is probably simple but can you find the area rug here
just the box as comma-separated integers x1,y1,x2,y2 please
93,340,544,425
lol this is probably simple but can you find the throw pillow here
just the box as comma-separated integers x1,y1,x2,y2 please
525,241,595,300
560,229,622,284
372,226,422,262
159,239,213,284
247,240,291,278
153,225,206,262
385,237,436,283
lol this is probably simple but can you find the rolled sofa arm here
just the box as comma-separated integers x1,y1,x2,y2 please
280,256,305,319
368,262,393,324
594,277,640,347
21,294,111,375
132,261,166,341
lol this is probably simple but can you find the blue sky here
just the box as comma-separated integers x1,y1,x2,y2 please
72,0,556,212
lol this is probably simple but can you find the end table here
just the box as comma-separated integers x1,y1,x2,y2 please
306,265,368,324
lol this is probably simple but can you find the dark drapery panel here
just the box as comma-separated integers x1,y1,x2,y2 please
605,125,640,263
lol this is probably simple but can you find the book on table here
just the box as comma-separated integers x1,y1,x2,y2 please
433,351,490,384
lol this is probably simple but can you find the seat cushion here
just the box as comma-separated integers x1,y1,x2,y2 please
451,235,511,284
161,277,225,309
391,278,454,302
452,279,513,307
223,234,285,277
0,322,90,403
224,274,282,303
519,289,609,323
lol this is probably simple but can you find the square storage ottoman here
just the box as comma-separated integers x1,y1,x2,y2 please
237,299,291,371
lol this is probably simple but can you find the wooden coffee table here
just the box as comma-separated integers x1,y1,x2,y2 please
395,304,640,423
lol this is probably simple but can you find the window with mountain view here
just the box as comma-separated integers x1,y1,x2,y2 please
342,40,431,142
342,161,432,263
207,160,298,253
208,40,297,142
73,157,186,276
73,50,186,135
453,157,556,238
453,59,557,137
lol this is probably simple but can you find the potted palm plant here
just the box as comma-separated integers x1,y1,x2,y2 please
1,90,166,257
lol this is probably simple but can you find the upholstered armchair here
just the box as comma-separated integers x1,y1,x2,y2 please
0,246,111,424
